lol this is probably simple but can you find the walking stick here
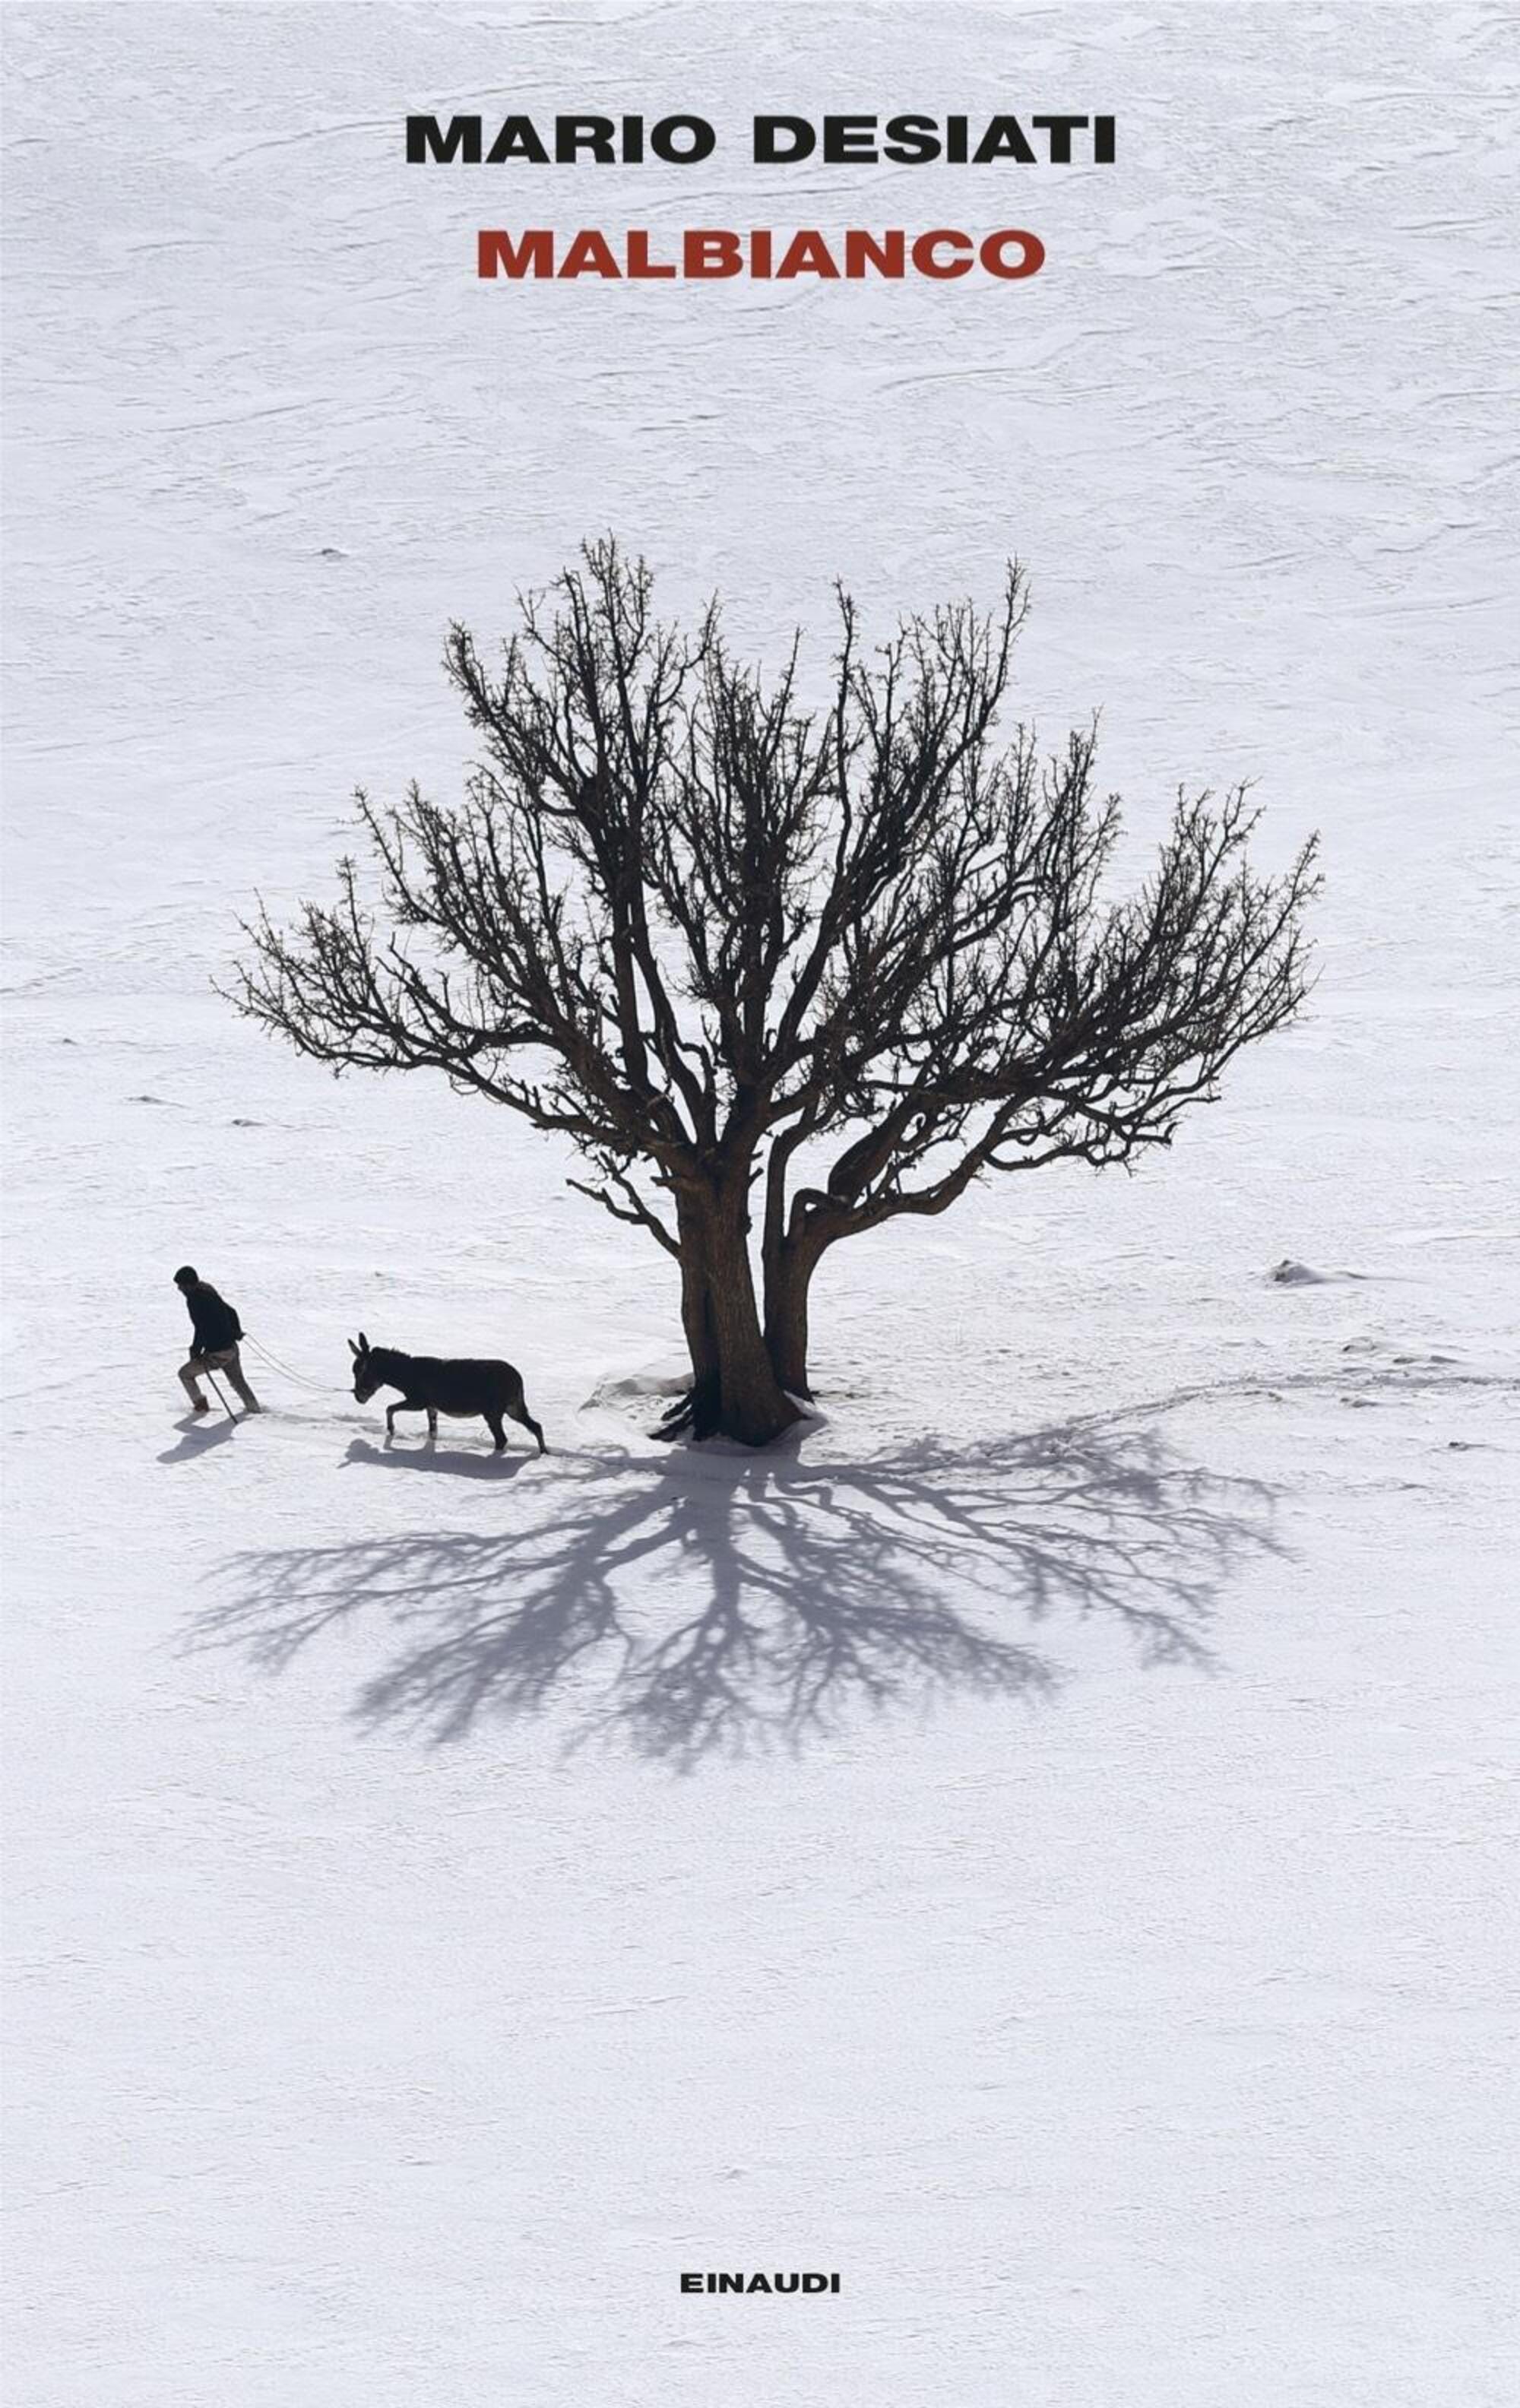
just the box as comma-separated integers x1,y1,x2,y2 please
204,1368,237,1425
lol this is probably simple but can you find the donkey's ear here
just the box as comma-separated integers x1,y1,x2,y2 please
348,1337,361,1358
358,1332,369,1352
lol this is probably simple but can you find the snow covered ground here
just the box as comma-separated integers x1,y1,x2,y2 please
4,5,1517,2402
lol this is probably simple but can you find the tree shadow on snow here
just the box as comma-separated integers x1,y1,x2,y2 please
191,1412,1286,1770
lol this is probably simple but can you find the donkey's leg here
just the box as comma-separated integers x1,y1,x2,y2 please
426,1408,438,1440
484,1410,507,1453
508,1396,548,1456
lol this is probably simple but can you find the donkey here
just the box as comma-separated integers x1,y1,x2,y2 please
349,1332,546,1454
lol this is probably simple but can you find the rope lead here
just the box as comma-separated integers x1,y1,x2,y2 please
241,1335,346,1394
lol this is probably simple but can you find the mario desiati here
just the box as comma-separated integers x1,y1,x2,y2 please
477,228,1045,280
410,113,1114,167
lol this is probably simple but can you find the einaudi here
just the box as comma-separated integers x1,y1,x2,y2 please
680,2273,841,2294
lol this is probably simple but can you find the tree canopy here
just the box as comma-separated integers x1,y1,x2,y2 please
235,540,1319,1443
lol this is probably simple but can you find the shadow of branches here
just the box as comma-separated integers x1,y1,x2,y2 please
192,1416,1283,1769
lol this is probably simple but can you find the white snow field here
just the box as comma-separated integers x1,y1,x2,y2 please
4,5,1518,2403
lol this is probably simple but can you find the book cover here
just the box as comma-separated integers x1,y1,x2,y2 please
3,5,1515,2401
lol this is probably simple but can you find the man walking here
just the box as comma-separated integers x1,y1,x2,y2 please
173,1265,261,1415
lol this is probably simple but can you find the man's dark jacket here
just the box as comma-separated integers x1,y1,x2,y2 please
184,1282,242,1357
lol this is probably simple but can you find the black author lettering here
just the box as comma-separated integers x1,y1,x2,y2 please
753,112,1113,164
407,113,717,165
408,112,1113,167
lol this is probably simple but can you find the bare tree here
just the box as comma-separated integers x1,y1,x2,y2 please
233,540,1319,1446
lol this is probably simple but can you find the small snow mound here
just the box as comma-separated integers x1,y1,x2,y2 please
582,1363,692,1412
1269,1258,1332,1285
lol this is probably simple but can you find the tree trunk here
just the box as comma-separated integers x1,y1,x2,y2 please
661,1186,802,1446
762,1222,830,1402
673,1216,723,1440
